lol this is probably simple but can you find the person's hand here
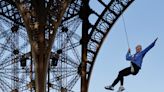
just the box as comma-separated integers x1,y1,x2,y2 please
128,48,131,53
154,37,158,43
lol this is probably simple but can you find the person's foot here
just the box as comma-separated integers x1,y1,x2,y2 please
104,85,114,90
117,86,125,92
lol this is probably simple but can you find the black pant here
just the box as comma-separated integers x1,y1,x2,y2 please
111,63,140,87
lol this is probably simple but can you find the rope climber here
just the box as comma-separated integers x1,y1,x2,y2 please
105,38,158,92
105,9,158,91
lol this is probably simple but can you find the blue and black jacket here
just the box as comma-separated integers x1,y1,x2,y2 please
126,39,157,68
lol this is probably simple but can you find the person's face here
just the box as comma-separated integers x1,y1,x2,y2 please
136,45,142,53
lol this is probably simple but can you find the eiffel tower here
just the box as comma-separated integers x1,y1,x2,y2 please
0,0,134,92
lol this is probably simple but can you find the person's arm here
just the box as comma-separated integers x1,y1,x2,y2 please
142,38,158,55
126,48,132,61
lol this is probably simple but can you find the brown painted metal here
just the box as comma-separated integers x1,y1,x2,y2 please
13,0,72,92
81,0,90,92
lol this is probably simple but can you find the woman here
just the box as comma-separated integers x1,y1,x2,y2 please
105,38,158,92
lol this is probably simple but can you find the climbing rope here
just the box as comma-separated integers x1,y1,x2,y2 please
116,0,131,48
121,14,130,49
120,6,135,73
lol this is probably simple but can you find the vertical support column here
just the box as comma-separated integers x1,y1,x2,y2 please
34,31,47,92
14,0,73,92
80,0,91,92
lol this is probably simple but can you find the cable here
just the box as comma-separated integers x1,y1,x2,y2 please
121,14,130,49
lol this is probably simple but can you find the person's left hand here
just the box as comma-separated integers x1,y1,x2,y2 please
154,37,158,43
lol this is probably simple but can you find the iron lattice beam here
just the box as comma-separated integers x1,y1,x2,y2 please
1,0,82,92
0,0,73,92
0,0,23,26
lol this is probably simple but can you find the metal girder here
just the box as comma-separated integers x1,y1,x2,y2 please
0,0,23,26
12,0,73,92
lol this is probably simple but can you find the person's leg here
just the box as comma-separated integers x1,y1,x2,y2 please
111,67,132,87
105,67,132,90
